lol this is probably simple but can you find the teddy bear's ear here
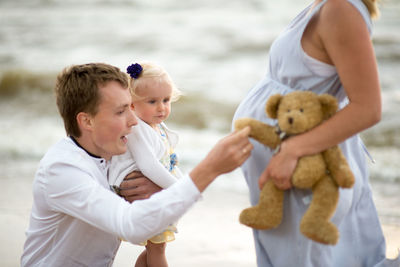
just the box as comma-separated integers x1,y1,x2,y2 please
265,94,283,119
319,94,338,120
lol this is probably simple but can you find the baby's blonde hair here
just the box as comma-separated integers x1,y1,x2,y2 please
129,62,182,102
362,0,380,19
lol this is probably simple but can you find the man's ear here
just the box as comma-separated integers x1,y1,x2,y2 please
76,112,93,132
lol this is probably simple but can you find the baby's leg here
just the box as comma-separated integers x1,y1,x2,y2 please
134,249,147,267
146,241,168,267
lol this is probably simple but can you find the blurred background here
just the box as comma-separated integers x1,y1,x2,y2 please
0,0,399,266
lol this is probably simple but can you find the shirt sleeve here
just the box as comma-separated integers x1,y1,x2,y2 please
43,160,201,245
127,119,179,188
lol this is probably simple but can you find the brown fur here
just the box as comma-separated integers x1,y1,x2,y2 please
235,91,354,245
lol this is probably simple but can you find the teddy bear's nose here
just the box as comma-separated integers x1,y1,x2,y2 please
288,117,293,124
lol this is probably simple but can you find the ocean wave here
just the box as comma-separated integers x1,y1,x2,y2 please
374,37,400,62
368,148,400,184
1,87,399,184
0,0,302,11
0,70,56,96
169,92,237,131
1,70,400,147
362,125,400,148
0,70,237,131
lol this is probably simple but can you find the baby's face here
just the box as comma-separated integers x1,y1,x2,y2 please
132,77,172,128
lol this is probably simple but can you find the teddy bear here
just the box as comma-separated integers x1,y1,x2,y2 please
234,91,355,245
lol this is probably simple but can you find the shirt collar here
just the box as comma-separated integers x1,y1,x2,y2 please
69,136,101,158
69,136,109,177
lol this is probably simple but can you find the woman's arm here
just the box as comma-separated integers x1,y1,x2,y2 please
261,0,381,190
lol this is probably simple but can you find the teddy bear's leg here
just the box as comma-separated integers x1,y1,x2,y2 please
300,175,339,245
323,146,355,188
239,180,284,230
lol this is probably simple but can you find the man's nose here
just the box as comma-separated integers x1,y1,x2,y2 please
128,109,138,126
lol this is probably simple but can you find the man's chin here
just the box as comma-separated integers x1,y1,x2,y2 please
114,145,127,156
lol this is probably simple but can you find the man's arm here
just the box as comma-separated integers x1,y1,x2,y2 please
46,127,252,245
120,127,253,200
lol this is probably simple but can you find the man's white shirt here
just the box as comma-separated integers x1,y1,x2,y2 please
21,137,201,267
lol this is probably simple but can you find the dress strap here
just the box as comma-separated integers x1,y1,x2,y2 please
308,0,328,18
361,142,376,163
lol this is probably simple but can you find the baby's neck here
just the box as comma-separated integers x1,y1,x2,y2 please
152,124,161,133
139,117,162,132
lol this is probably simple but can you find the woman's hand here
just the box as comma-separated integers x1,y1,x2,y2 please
118,171,162,203
259,140,298,190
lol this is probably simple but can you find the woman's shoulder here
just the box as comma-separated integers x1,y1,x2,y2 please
321,0,364,19
318,0,371,36
320,0,371,27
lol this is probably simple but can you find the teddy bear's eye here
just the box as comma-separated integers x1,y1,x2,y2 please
287,109,290,112
300,108,304,112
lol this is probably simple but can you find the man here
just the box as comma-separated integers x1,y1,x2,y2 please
21,63,252,266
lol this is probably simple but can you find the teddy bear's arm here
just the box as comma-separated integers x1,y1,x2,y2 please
234,118,280,149
322,146,355,188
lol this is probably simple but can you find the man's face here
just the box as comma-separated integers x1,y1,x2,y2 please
88,81,137,160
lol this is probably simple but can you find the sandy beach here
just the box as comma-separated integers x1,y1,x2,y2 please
2,165,398,267
114,180,400,266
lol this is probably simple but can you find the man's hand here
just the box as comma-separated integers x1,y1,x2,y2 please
118,171,162,203
190,127,253,192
